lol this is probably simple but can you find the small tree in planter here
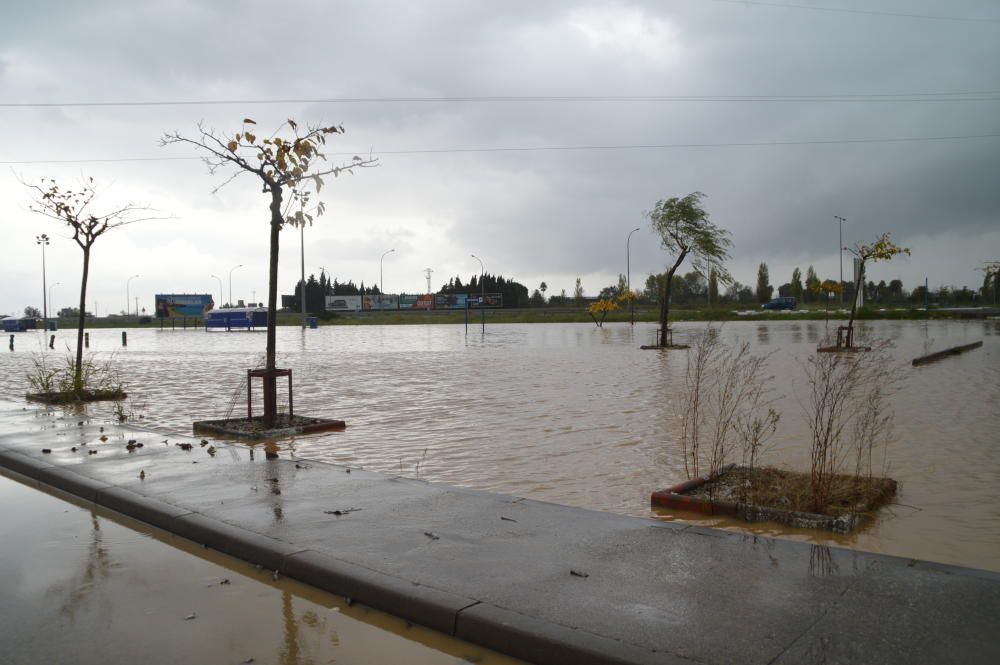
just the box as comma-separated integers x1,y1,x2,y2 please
587,298,619,327
841,233,909,347
647,192,731,348
22,176,158,400
812,279,843,323
163,119,376,427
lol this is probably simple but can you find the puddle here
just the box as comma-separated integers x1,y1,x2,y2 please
0,471,522,665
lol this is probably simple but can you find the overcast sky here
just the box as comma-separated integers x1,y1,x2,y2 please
2,0,998,316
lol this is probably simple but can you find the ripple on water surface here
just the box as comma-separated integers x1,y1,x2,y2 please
4,319,999,571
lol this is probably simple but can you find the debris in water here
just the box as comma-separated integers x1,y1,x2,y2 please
423,532,440,541
71,447,77,452
89,450,98,455
200,439,209,446
206,446,216,457
220,579,231,585
272,570,280,581
345,468,351,474
184,613,196,620
324,508,362,516
139,470,145,480
178,443,192,451
127,439,136,445
500,516,517,522
99,435,108,442
570,570,589,578
41,448,52,454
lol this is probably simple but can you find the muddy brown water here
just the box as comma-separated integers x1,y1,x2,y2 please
0,471,522,664
3,320,998,572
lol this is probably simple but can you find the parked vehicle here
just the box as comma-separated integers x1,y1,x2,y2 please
762,297,796,310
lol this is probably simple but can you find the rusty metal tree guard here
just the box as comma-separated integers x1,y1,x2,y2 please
248,368,292,423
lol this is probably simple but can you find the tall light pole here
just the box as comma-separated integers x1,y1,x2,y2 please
300,223,307,328
48,282,60,319
380,249,395,296
36,234,49,320
229,264,243,308
834,216,846,304
471,254,485,333
627,227,640,325
126,274,139,319
210,274,223,309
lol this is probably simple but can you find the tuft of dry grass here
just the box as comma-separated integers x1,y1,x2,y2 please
692,466,897,518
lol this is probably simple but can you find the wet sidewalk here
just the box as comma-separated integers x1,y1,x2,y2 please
1,402,998,665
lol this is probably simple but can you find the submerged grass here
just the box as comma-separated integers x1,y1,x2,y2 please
691,466,897,518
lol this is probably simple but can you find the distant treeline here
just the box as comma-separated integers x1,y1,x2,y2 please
288,272,530,315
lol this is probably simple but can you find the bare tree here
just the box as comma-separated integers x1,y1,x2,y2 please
679,326,778,482
647,192,731,347
162,119,376,425
803,341,901,512
22,176,158,391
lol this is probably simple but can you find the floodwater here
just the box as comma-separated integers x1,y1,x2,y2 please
3,319,999,572
0,471,521,665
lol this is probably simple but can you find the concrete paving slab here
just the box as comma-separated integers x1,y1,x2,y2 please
1,402,998,665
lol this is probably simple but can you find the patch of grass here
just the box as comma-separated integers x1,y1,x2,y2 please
25,353,126,403
692,466,897,518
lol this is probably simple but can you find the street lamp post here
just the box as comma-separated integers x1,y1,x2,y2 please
627,227,640,325
36,234,49,320
834,216,846,304
126,274,139,319
471,254,485,333
380,249,395,297
48,282,60,319
210,274,223,310
229,264,243,308
300,223,307,328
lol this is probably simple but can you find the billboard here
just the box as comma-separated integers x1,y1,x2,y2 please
326,295,363,312
399,294,435,310
155,294,214,318
467,293,503,308
434,293,467,309
363,294,399,310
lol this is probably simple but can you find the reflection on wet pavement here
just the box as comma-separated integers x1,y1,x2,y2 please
0,472,521,665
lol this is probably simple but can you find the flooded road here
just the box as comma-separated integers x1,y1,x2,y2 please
3,319,998,572
0,472,521,665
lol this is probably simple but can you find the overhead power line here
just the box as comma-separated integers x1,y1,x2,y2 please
3,132,998,165
2,91,999,109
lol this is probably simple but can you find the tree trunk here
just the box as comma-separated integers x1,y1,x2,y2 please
845,260,865,345
74,246,91,391
263,186,283,426
658,250,688,347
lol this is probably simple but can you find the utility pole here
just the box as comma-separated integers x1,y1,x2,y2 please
36,234,49,320
229,264,243,309
300,223,307,328
126,274,139,319
210,274,223,310
471,254,485,333
380,249,395,297
627,227,640,325
834,216,846,304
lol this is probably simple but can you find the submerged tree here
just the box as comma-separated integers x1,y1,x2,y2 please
647,192,731,347
587,298,619,327
163,119,376,425
843,233,909,341
23,176,157,392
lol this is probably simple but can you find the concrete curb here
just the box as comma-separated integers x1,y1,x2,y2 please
0,449,686,665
